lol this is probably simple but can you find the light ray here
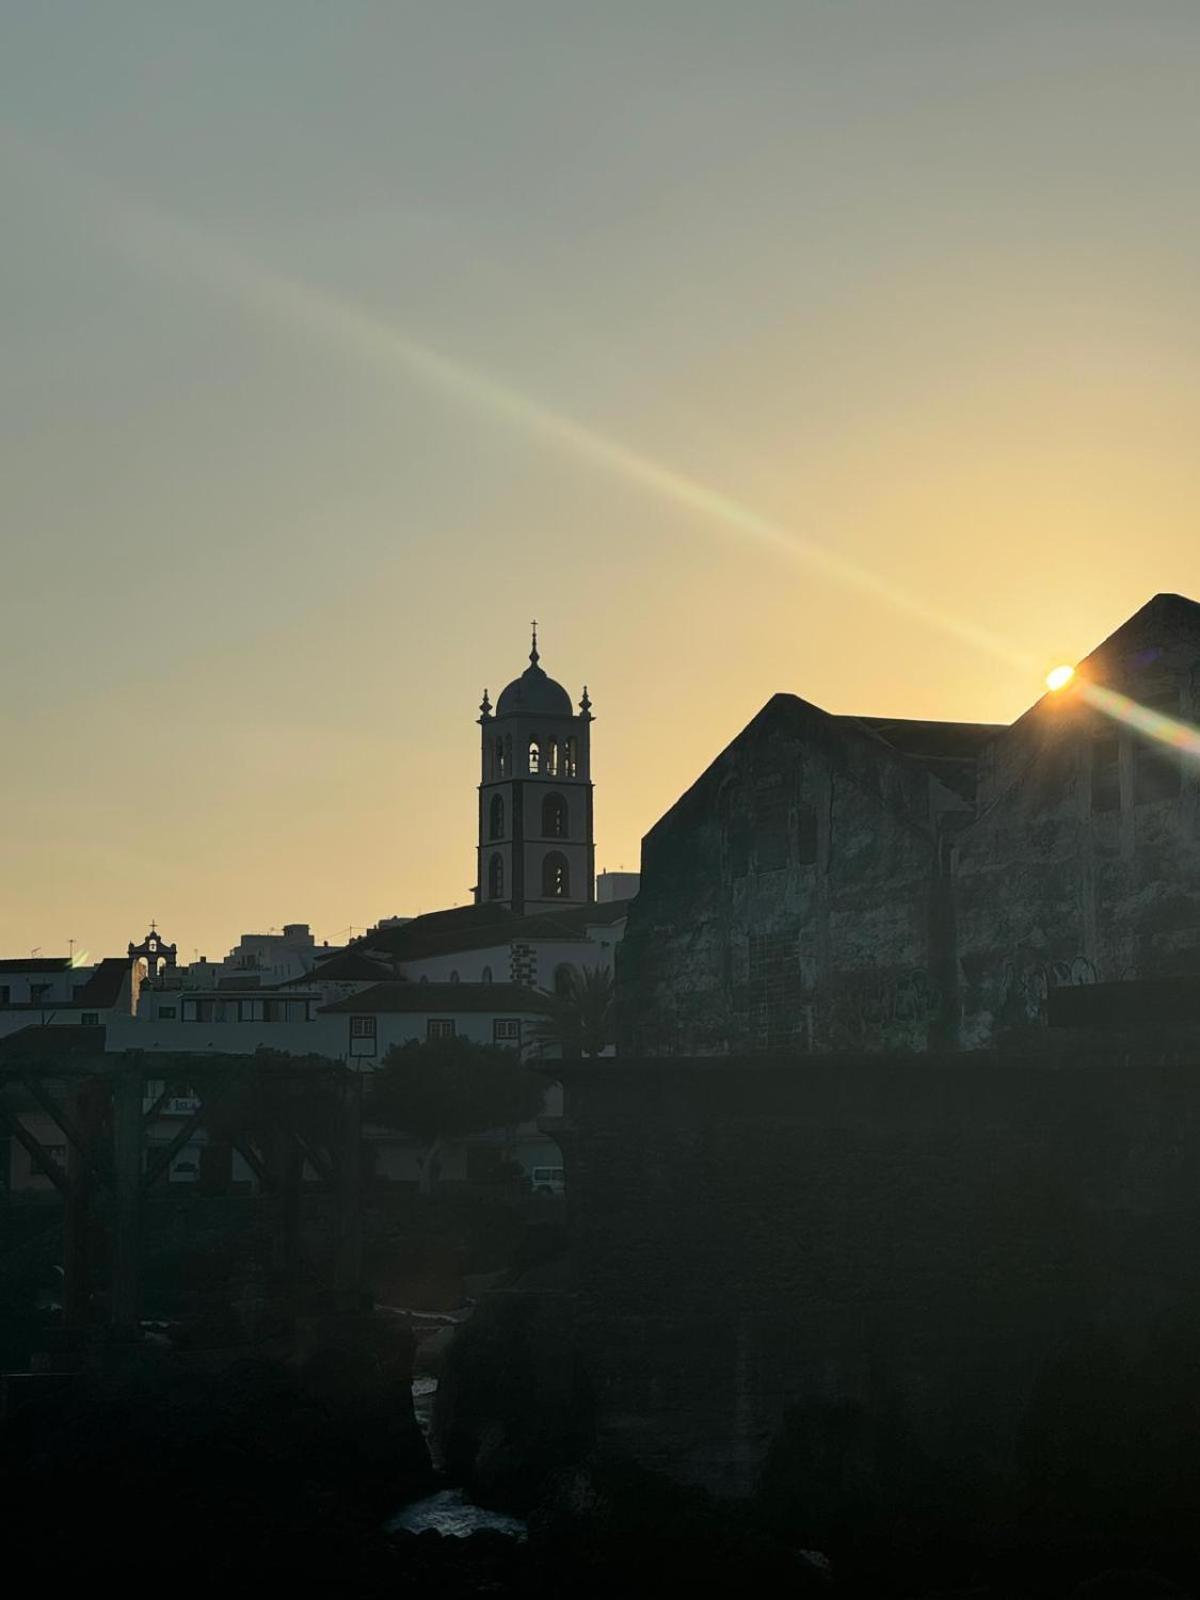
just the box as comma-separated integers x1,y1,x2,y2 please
1077,679,1200,763
3,134,1035,679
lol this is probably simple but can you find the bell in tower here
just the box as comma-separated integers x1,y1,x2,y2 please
476,624,595,915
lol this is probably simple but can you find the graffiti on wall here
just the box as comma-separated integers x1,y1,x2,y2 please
997,952,1098,1026
825,967,942,1050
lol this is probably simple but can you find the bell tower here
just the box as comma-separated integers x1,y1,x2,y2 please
476,624,595,915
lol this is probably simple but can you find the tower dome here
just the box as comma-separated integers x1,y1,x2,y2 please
475,623,595,915
495,626,573,717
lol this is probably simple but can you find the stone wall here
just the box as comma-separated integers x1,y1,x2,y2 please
619,695,969,1056
561,1050,1200,1510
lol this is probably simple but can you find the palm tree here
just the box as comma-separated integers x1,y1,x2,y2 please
529,963,614,1059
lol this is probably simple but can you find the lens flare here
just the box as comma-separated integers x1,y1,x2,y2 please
1045,665,1075,691
1077,680,1200,763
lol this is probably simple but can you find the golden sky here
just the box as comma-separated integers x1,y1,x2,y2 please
3,3,1199,960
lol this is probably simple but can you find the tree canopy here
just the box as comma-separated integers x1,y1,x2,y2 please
530,964,614,1059
367,1037,545,1146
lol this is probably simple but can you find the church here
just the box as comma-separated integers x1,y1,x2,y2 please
475,624,596,915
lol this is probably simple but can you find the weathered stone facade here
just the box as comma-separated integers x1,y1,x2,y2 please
619,593,1200,1055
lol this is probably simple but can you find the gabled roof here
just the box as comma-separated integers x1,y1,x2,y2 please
73,957,128,1008
357,899,626,962
0,957,127,1011
289,949,398,985
319,981,555,1016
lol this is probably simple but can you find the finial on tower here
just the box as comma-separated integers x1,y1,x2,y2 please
478,688,492,723
530,620,539,666
580,685,593,720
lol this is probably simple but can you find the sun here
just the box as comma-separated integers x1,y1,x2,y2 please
1045,664,1075,692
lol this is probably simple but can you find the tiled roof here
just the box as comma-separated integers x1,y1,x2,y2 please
319,981,555,1016
359,900,629,961
73,957,128,1008
283,950,398,986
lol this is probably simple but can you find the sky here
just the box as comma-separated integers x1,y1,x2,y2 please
3,1,1200,961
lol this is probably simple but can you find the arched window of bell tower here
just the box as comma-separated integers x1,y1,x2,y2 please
564,737,578,778
542,792,567,839
495,737,507,778
488,853,504,900
546,741,559,776
489,794,505,840
542,852,570,899
528,739,541,775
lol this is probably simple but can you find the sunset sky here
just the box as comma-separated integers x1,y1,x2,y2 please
3,2,1200,962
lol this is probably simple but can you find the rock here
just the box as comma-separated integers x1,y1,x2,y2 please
433,1285,593,1513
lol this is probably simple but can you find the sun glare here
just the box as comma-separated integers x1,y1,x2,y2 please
1046,665,1075,692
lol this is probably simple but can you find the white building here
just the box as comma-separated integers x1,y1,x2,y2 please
0,955,130,1042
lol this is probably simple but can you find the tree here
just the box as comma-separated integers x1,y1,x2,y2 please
367,1037,545,1195
530,963,614,1059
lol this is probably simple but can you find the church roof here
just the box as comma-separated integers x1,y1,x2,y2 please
350,899,630,963
494,627,573,718
319,981,554,1015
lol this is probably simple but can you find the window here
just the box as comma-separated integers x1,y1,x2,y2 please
80,1012,99,1026
546,741,559,776
450,970,460,984
564,737,578,778
553,964,574,998
34,1145,67,1175
30,983,52,1004
796,803,818,866
481,966,493,984
1136,748,1182,804
489,794,505,839
719,781,750,881
528,739,541,774
542,792,568,839
542,851,570,898
0,987,10,1007
157,1006,176,1020
754,777,789,872
1134,697,1182,804
350,1014,377,1056
427,1018,456,1041
493,1018,521,1044
488,852,504,900
495,737,507,778
1091,736,1121,814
